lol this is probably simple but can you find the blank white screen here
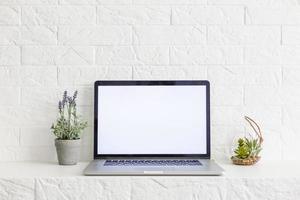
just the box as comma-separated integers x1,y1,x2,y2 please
97,85,207,154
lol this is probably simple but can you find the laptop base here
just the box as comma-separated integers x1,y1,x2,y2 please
83,159,224,176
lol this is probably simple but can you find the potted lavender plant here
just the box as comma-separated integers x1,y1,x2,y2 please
51,91,87,165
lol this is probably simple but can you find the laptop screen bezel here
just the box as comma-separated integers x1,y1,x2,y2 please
94,80,211,159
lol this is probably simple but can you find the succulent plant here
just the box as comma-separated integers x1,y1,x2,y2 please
244,137,262,157
234,138,250,159
232,116,263,160
234,137,262,159
51,91,87,140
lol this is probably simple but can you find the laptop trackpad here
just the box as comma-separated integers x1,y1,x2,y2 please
143,170,164,174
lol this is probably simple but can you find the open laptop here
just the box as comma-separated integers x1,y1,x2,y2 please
84,80,224,175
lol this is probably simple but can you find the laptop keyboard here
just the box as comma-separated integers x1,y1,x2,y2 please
104,159,202,166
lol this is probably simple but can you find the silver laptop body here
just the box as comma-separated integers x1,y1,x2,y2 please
84,80,224,176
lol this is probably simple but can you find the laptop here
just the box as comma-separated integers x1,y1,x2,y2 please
84,80,224,175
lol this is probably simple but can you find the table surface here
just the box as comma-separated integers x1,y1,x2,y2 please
0,160,298,178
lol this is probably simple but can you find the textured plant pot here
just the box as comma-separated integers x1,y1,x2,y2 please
55,139,81,165
231,156,261,166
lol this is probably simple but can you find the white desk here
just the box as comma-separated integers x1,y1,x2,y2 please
0,161,299,200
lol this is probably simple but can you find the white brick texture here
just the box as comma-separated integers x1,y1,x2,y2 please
0,6,20,25
0,0,298,162
22,6,96,25
0,175,299,200
58,26,132,45
172,6,244,25
97,6,171,25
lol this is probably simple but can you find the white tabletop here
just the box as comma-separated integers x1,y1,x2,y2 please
0,160,298,178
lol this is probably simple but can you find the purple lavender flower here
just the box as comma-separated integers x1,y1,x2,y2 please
58,101,62,112
67,96,72,103
63,91,67,99
52,90,87,140
73,91,78,101
62,91,67,107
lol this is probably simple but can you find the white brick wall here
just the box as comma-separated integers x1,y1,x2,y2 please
0,0,299,162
